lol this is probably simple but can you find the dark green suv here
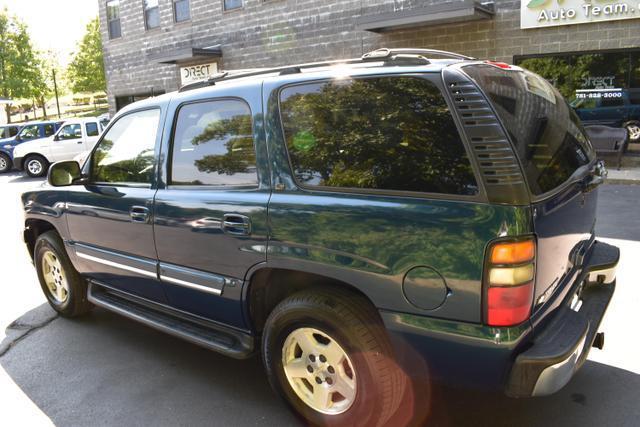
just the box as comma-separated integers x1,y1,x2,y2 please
23,49,618,426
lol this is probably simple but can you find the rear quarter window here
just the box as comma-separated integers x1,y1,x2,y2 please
463,65,595,196
279,76,478,196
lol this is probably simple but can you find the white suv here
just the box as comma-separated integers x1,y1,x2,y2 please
13,117,105,177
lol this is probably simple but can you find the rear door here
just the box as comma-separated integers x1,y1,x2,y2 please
152,87,269,328
84,121,102,150
464,65,598,314
66,107,167,302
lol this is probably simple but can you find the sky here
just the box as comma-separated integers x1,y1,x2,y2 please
0,0,99,65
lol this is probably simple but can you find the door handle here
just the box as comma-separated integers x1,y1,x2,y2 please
129,206,150,223
222,214,251,236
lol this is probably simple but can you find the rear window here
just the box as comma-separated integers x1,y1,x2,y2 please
279,76,478,196
464,65,595,195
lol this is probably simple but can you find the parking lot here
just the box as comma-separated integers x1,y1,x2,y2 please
0,172,638,426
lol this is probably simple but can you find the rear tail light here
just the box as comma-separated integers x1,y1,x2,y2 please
484,238,536,327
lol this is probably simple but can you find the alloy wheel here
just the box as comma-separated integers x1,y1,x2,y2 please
42,250,69,303
281,327,357,415
27,159,43,176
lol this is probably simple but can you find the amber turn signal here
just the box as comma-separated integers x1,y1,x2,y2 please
490,240,535,265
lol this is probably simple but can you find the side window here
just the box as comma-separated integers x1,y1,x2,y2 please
170,99,257,186
91,109,161,185
58,124,82,140
86,122,99,137
279,77,478,196
19,125,40,140
44,124,55,137
9,126,19,137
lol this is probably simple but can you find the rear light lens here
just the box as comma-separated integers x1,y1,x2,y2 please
485,238,536,327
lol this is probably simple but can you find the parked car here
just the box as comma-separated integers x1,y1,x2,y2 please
0,121,63,173
584,125,629,169
0,124,21,139
22,49,618,426
13,117,105,178
571,88,640,142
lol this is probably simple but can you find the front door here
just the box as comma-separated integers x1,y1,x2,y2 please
49,123,86,162
153,96,269,327
66,108,166,302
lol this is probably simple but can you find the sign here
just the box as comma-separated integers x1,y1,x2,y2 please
180,62,218,85
521,0,640,29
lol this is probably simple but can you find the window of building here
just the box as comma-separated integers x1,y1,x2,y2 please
86,122,100,137
106,0,121,39
223,0,243,11
44,124,55,136
170,100,257,186
174,0,190,22
92,109,161,186
279,77,478,196
144,0,160,30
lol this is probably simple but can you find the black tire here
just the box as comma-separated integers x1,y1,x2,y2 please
24,154,49,178
0,152,11,173
34,231,92,317
262,288,406,427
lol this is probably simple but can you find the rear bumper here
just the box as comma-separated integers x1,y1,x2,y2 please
382,240,618,396
506,241,618,397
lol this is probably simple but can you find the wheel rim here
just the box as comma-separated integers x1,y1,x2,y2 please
42,250,69,303
27,159,43,175
0,156,6,171
282,327,357,415
627,124,640,142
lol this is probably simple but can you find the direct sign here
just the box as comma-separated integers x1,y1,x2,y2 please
180,62,218,85
521,0,640,28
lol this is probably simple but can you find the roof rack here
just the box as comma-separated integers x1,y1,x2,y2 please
361,48,475,61
178,47,473,92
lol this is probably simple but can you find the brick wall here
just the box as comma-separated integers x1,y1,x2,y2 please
100,0,640,113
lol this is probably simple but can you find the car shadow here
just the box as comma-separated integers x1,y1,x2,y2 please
2,171,44,184
1,304,639,426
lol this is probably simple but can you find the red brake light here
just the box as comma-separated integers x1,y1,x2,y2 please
487,283,534,326
484,238,536,327
485,60,512,70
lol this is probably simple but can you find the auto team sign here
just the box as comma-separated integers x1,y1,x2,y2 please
521,0,640,28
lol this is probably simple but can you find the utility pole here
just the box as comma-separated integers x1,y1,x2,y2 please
52,68,61,119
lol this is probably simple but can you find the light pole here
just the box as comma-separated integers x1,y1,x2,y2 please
52,68,61,119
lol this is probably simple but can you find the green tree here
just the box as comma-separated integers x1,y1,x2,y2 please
0,9,39,123
67,17,106,93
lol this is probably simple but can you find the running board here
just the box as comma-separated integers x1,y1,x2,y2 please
87,283,254,359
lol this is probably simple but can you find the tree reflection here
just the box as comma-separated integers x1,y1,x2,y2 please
280,77,478,195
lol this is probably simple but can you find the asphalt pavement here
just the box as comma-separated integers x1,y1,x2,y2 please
0,171,638,426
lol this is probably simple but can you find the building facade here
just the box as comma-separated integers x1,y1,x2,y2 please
100,0,640,141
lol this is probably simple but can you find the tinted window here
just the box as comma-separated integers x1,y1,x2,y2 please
92,109,160,185
279,77,478,196
174,0,190,22
19,125,40,139
58,124,82,140
44,124,55,136
464,65,594,195
8,126,19,137
171,100,257,186
86,122,99,136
